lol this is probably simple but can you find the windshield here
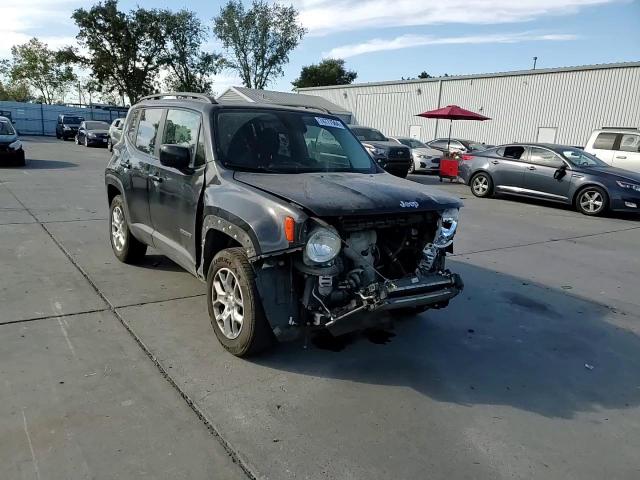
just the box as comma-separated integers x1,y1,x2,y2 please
63,116,83,125
0,121,15,135
215,110,376,174
85,121,110,130
560,148,608,167
350,127,387,142
398,138,427,149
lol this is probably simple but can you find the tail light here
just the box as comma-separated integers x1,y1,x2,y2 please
461,154,474,161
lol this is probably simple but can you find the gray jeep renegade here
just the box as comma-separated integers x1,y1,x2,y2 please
105,92,464,357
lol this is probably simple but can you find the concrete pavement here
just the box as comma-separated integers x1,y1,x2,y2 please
1,137,639,479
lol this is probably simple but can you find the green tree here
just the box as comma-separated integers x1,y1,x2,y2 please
7,38,76,104
213,0,306,89
418,71,432,79
292,58,357,89
71,0,168,104
161,10,224,94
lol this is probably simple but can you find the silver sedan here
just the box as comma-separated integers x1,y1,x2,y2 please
390,137,443,174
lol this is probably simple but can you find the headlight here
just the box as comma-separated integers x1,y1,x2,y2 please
63,126,71,130
364,144,385,156
417,154,428,159
433,208,459,248
8,140,22,150
616,181,640,192
87,132,96,138
305,227,341,264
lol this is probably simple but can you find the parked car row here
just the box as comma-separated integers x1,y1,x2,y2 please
56,114,125,150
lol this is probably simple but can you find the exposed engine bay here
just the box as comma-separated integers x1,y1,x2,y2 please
292,209,464,330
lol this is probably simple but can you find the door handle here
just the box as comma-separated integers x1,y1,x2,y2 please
528,166,536,170
615,155,627,159
149,174,163,183
491,160,500,165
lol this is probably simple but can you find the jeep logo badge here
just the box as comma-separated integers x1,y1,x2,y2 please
400,201,419,208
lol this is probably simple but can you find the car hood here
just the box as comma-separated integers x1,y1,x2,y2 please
234,172,462,216
361,140,405,150
0,134,18,143
412,147,442,157
584,166,640,183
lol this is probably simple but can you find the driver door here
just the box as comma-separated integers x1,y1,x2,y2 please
522,147,572,201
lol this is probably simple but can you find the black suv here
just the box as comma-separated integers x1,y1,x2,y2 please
56,114,84,140
105,92,464,356
349,126,412,177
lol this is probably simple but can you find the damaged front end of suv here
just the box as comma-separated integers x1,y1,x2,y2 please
282,207,463,336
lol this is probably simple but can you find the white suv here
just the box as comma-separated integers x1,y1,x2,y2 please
584,129,640,173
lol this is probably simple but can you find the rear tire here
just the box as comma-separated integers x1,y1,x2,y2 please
576,186,608,216
109,195,147,264
470,172,493,198
207,247,273,357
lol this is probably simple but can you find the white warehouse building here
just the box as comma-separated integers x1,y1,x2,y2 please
298,62,640,147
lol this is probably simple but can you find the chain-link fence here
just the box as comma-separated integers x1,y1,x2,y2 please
0,101,129,136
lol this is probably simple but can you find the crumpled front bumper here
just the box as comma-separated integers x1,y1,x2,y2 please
323,270,464,330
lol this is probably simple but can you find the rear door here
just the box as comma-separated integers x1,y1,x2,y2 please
148,108,206,274
522,147,572,201
588,132,618,164
489,145,528,189
614,133,640,173
125,107,164,243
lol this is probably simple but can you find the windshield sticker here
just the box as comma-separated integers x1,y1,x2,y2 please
316,117,345,129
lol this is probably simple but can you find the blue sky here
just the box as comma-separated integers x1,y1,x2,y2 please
3,0,639,95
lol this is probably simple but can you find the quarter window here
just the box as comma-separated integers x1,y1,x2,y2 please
619,134,640,153
593,132,618,150
502,146,525,160
126,109,141,142
528,147,564,168
135,108,163,156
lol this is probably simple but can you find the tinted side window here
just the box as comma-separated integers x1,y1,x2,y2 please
431,140,449,149
593,132,618,150
502,146,525,160
163,109,201,161
619,134,640,153
529,147,564,168
126,109,141,142
135,108,163,156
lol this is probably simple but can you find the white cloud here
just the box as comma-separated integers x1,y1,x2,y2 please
324,32,578,58
292,0,616,35
0,0,81,57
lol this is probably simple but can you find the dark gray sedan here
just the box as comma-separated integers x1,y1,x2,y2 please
459,143,640,216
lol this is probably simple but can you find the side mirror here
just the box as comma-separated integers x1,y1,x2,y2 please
553,164,567,180
159,144,190,169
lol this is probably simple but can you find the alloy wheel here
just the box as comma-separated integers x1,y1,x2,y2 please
211,268,244,339
472,175,489,195
579,190,604,214
111,205,126,252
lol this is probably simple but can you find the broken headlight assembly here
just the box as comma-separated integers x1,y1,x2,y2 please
304,227,341,265
433,208,459,248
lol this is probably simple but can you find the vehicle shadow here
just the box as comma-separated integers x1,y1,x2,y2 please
135,254,185,273
255,260,640,419
25,159,78,169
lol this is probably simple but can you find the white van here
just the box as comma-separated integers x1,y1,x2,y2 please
584,129,640,173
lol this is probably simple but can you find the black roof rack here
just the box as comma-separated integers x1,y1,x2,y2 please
138,92,218,104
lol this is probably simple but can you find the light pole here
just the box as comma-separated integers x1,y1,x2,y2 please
532,56,538,70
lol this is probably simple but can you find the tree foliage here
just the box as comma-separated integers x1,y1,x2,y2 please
292,58,357,89
161,10,224,94
213,0,306,89
6,38,75,104
71,0,168,104
418,71,432,79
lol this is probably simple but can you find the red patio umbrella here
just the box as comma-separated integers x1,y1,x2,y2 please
416,105,490,153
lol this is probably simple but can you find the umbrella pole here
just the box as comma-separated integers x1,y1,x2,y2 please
447,119,452,154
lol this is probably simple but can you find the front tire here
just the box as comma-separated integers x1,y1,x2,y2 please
408,161,415,174
109,195,147,263
576,186,608,216
470,172,493,198
84,136,89,147
207,247,273,357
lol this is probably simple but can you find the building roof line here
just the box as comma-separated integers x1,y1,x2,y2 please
297,61,640,91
